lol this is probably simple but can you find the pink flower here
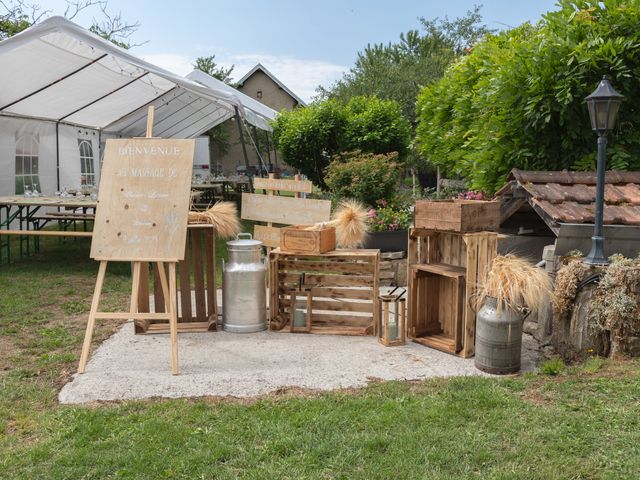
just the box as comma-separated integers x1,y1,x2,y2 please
367,208,377,218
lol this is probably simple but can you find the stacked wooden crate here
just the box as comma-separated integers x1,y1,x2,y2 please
408,200,499,357
269,248,380,336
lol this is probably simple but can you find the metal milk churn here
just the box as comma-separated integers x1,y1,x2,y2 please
222,233,267,333
474,297,525,375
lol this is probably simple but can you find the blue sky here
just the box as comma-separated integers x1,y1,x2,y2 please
46,0,559,101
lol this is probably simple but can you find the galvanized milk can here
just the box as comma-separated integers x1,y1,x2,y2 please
222,233,267,333
474,297,524,374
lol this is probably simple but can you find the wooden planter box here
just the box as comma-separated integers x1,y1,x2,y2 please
414,200,500,233
280,225,336,254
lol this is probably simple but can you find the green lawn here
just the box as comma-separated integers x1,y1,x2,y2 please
1,238,639,479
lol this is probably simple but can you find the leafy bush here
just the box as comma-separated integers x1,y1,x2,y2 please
416,0,640,193
272,96,410,188
324,151,400,207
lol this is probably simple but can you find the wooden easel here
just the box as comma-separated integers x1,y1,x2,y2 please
78,107,184,375
78,260,179,374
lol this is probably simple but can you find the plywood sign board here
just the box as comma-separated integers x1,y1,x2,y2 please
253,225,281,248
253,177,313,194
90,138,195,262
241,193,331,225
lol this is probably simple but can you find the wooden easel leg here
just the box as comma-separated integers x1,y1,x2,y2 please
168,262,179,375
78,261,108,374
156,261,170,310
130,262,141,320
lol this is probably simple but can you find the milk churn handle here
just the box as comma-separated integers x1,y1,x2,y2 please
237,233,253,240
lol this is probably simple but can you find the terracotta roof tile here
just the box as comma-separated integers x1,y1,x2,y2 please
498,169,640,227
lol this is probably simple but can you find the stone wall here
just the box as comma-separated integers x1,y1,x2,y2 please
379,251,407,287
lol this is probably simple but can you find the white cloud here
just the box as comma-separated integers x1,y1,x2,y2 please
142,51,347,103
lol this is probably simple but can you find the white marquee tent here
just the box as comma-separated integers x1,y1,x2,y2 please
0,16,273,196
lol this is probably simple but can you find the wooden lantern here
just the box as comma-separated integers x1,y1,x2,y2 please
379,287,406,346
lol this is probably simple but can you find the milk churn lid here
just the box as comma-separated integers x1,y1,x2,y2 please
226,232,263,248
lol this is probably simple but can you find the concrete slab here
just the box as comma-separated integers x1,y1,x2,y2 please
59,323,541,404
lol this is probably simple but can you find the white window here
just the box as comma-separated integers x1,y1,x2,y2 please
78,139,95,185
15,134,39,194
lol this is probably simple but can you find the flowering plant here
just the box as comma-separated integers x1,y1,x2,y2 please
457,190,485,200
366,200,412,232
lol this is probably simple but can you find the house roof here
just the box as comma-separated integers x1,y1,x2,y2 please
0,16,265,137
237,63,306,107
495,169,640,234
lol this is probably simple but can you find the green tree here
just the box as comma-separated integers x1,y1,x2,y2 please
320,7,491,125
272,99,348,187
193,55,235,84
272,96,410,188
416,0,640,194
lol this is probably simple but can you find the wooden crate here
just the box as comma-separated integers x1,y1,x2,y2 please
414,200,500,233
280,225,336,254
407,228,497,357
269,248,380,336
135,224,217,333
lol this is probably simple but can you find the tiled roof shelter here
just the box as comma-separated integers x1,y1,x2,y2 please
495,169,640,235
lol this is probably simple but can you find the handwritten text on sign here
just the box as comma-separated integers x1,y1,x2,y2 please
90,138,194,262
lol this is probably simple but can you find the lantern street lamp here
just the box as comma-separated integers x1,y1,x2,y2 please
583,76,623,265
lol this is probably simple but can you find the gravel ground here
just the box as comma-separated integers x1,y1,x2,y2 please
59,323,541,404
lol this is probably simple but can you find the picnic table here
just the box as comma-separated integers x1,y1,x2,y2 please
0,195,97,263
191,178,250,208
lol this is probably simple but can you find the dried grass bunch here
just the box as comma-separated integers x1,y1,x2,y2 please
305,199,369,248
188,202,241,239
478,254,552,315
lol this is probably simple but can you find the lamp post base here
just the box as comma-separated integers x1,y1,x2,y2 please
583,235,609,265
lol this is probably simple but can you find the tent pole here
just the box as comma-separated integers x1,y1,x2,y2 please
55,122,60,191
251,125,265,177
234,107,253,193
265,132,273,172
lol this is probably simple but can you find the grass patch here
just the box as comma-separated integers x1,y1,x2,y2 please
1,238,640,478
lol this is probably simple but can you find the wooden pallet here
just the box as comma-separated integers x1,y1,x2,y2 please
135,224,217,333
407,228,497,357
269,248,380,336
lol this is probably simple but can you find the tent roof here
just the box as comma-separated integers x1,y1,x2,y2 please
0,16,260,137
187,70,277,131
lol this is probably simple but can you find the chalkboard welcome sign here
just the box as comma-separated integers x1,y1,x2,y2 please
90,138,195,262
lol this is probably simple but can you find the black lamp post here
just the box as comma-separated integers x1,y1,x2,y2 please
583,76,623,265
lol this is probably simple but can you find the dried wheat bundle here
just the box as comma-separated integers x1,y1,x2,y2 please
477,254,552,315
188,201,241,239
304,199,369,248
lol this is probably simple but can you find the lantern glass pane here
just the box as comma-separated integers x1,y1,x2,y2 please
607,101,621,130
595,101,609,130
587,100,597,130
